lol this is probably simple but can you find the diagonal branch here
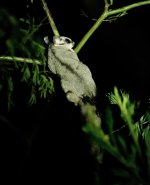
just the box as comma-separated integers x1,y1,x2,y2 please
75,0,150,53
40,0,60,36
74,4,109,53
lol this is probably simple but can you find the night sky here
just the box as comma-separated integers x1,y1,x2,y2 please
0,0,150,184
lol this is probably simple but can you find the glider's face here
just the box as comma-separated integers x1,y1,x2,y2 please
53,36,75,50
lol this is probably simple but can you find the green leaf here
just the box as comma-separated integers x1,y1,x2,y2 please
28,87,37,105
32,64,39,85
38,74,54,98
21,64,31,82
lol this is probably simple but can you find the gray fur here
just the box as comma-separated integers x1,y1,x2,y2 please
47,36,96,105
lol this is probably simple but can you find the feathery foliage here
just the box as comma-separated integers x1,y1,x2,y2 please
83,86,150,185
0,7,54,109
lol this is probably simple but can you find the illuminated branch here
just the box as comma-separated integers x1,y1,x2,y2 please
108,1,150,16
0,56,42,65
40,0,60,36
75,0,150,53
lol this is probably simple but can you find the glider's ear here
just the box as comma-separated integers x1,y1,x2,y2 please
44,36,49,45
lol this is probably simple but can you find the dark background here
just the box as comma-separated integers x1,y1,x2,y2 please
0,0,150,184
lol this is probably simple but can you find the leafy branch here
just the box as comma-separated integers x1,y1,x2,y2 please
0,9,54,108
83,87,150,184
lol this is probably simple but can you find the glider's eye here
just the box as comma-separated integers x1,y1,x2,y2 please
64,38,72,44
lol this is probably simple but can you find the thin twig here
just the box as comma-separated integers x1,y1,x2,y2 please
112,124,126,133
107,1,150,17
40,0,60,36
80,9,97,21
